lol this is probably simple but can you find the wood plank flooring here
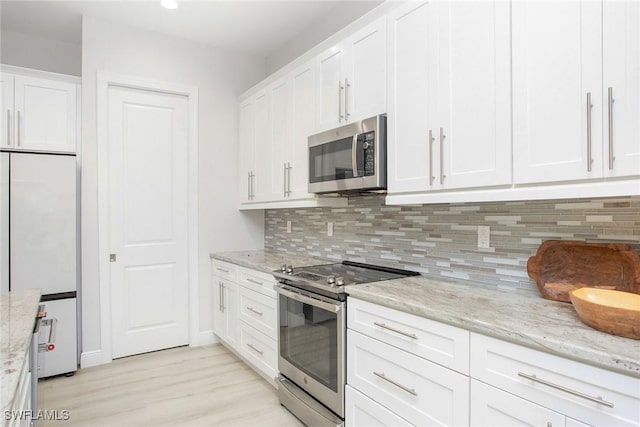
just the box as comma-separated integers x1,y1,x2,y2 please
38,344,303,426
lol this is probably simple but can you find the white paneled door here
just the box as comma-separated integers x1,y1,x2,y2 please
108,86,189,359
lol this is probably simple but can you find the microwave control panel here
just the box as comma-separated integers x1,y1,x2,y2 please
360,131,375,176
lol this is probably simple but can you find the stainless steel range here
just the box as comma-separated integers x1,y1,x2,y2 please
273,261,419,427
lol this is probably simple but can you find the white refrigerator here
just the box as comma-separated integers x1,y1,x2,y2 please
0,151,78,378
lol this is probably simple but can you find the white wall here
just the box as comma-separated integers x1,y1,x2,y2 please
81,15,266,364
0,30,81,76
265,0,383,75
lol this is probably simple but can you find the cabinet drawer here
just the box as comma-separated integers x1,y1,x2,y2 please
345,385,412,427
471,333,640,427
238,286,277,340
347,329,469,427
239,268,277,298
212,260,238,281
239,322,277,381
347,297,469,374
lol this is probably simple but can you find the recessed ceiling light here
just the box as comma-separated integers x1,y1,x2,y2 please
161,0,178,10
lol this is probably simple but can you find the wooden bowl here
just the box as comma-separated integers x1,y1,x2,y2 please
570,288,640,339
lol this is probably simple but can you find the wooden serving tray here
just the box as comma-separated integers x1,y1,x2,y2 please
527,240,640,302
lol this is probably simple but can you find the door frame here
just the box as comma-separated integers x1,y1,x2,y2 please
96,71,199,364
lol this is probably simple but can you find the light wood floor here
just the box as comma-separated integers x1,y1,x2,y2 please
38,344,303,426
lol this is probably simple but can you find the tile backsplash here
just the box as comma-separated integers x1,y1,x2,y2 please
264,195,640,292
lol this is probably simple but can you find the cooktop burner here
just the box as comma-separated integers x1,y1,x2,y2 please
273,261,420,300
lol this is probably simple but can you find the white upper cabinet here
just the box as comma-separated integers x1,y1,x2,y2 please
239,98,255,203
512,1,602,184
1,72,77,153
269,77,292,200
436,0,511,190
316,16,387,132
387,1,435,194
603,1,640,178
252,90,271,202
387,0,511,195
289,61,316,199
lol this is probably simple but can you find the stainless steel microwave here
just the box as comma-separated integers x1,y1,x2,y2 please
308,115,386,194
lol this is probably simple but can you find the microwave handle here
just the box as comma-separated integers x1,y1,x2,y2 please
351,135,358,177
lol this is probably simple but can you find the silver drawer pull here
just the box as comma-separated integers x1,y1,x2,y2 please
517,372,614,408
373,372,417,397
373,322,418,340
247,343,263,356
247,306,263,316
246,278,263,285
216,267,229,273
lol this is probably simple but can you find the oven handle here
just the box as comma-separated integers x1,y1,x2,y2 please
275,284,342,313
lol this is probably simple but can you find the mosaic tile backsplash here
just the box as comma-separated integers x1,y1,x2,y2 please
264,195,640,292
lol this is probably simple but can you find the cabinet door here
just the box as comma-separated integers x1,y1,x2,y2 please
252,91,271,202
512,1,602,184
470,380,566,427
0,153,8,293
14,75,77,153
437,0,511,190
224,280,239,348
0,73,14,148
387,1,436,194
289,61,315,199
603,1,640,178
212,278,226,338
270,78,291,200
344,16,387,123
316,44,346,131
345,386,413,427
238,99,254,203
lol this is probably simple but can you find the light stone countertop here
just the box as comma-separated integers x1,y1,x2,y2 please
1,289,41,413
213,250,640,378
211,250,329,274
346,276,640,378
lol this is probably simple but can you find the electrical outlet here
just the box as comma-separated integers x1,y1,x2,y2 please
286,220,292,233
327,222,334,237
478,226,490,249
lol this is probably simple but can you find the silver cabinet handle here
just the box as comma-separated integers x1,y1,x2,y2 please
373,372,418,396
373,322,418,339
216,267,229,273
246,278,263,286
586,92,593,172
17,110,21,146
247,171,251,200
287,162,292,196
338,80,344,122
345,78,350,120
439,127,446,184
247,343,264,356
247,306,263,316
249,172,255,200
219,281,224,312
517,372,614,408
6,110,10,146
607,87,615,170
283,163,287,198
429,129,435,186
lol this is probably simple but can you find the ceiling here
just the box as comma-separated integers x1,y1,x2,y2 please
0,0,381,58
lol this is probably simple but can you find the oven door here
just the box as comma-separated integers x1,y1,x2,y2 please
276,283,345,418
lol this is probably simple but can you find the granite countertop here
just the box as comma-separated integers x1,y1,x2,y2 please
211,250,329,274
346,277,640,378
1,289,41,413
213,250,640,378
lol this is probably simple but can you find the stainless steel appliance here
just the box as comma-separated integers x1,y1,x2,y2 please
273,261,419,426
308,115,386,194
1,151,79,378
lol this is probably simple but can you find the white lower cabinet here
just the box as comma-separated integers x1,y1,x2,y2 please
212,259,279,385
470,333,640,427
346,297,470,427
345,385,412,427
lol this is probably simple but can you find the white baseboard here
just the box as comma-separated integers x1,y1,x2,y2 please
80,349,111,368
196,330,219,346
